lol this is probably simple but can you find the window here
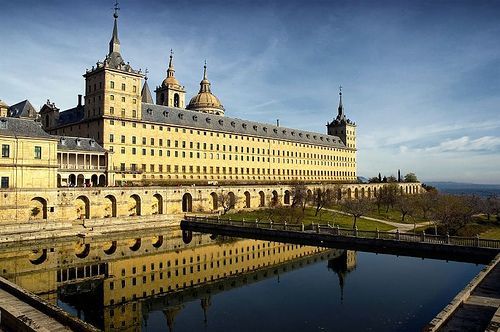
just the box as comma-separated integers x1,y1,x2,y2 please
133,85,137,93
109,107,114,115
132,110,137,118
109,134,114,143
132,136,136,144
34,146,42,159
121,97,125,103
1,144,9,158
121,109,125,117
121,83,126,91
121,135,125,143
110,81,115,89
1,177,8,188
110,95,114,100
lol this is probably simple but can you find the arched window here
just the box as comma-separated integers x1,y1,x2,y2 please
174,93,180,107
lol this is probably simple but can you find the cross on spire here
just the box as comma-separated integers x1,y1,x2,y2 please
113,0,120,18
144,68,149,80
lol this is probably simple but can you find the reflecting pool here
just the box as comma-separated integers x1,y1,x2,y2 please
0,228,483,331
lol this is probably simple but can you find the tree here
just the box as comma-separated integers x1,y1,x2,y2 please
378,173,382,182
381,183,399,212
404,172,418,183
341,198,371,229
414,191,438,219
218,192,237,215
313,186,336,217
483,195,500,222
396,195,416,222
431,194,480,234
368,177,380,183
290,183,308,213
387,175,398,183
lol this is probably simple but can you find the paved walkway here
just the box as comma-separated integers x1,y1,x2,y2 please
0,287,72,332
326,208,434,232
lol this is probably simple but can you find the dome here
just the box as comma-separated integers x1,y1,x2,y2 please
0,99,8,108
186,63,225,115
162,76,181,88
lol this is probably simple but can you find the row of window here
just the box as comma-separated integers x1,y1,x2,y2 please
106,120,355,152
2,144,42,159
118,163,355,177
86,81,138,93
108,135,354,161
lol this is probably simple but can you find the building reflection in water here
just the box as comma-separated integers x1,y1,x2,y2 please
0,228,357,331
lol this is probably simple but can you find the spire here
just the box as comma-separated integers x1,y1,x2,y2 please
167,49,175,78
109,1,121,55
337,85,344,118
199,61,211,93
141,69,153,103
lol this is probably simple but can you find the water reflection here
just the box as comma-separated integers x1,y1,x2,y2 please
0,228,483,331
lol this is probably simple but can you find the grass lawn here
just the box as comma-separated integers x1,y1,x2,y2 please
330,203,431,225
411,216,500,240
227,207,395,231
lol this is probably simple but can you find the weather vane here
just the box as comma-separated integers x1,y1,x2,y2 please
113,0,120,18
145,68,149,80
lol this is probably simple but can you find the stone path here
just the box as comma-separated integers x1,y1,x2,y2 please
439,258,500,331
0,287,72,331
325,208,434,232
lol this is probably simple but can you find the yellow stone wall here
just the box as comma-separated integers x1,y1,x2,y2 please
0,135,58,189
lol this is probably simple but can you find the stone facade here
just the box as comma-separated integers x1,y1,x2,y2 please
0,182,422,225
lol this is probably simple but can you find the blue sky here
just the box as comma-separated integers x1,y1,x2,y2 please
1,0,499,184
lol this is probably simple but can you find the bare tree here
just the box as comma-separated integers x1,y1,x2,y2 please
414,191,438,219
340,198,371,229
313,186,336,217
381,183,399,212
432,194,480,234
396,195,416,222
290,183,308,214
218,191,237,215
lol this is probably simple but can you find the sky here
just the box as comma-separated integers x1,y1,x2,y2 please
1,0,499,184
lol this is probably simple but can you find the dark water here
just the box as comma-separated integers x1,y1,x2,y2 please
138,252,482,332
0,229,484,332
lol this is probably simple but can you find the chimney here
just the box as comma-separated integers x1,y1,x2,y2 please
276,119,280,127
78,94,82,107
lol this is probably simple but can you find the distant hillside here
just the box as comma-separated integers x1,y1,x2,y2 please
424,181,500,197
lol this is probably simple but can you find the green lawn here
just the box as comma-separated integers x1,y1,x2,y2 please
227,207,395,231
411,216,500,240
330,203,431,225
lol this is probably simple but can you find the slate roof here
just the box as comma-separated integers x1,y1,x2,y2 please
141,103,347,149
56,105,84,126
141,80,154,104
8,100,37,119
56,136,106,152
0,117,54,139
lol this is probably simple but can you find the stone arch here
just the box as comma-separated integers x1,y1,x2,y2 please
361,188,365,198
98,174,106,186
367,187,372,199
152,236,164,248
104,195,117,218
130,238,141,251
75,195,90,219
77,174,85,187
347,188,352,199
91,174,98,187
30,197,48,220
103,241,117,255
354,188,359,199
75,243,91,259
271,190,279,205
210,192,218,210
29,249,47,265
128,194,141,216
174,93,180,107
284,190,291,205
374,187,378,197
259,191,265,207
68,174,76,186
337,188,342,201
228,192,236,208
182,193,193,212
244,191,251,208
152,194,163,214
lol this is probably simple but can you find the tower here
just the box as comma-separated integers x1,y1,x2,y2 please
82,3,143,129
39,99,60,130
186,62,225,115
326,87,356,149
155,50,186,108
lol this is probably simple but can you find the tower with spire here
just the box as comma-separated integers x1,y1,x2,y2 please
154,50,186,108
80,0,143,144
326,86,356,150
186,62,225,115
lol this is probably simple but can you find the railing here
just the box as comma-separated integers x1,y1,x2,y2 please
59,164,106,171
184,216,500,250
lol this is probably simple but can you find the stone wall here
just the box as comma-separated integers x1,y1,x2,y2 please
0,182,423,224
